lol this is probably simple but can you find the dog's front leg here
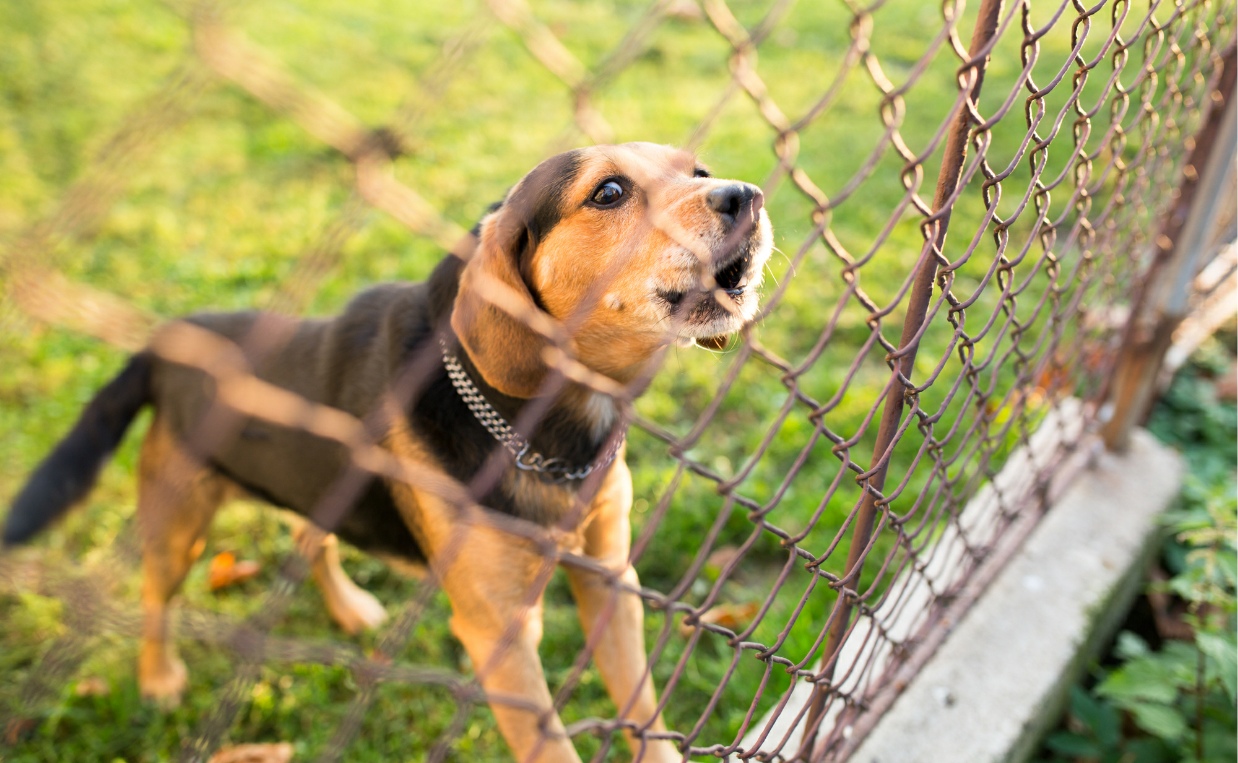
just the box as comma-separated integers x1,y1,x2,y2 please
437,520,582,763
566,462,680,763
566,563,680,763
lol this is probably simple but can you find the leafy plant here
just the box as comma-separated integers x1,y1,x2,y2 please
1037,347,1238,763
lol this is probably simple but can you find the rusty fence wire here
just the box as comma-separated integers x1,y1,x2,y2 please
1,0,1235,761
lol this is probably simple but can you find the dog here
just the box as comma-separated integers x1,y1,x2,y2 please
3,142,772,762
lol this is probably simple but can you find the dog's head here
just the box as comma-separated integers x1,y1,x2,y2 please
452,142,773,398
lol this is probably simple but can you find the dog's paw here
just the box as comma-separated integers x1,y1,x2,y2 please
139,653,189,709
325,580,388,635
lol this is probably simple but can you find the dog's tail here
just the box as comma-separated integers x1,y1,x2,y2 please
3,353,154,546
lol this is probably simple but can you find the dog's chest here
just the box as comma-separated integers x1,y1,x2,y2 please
498,469,585,528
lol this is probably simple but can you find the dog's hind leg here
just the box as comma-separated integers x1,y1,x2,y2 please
290,519,387,635
135,417,224,707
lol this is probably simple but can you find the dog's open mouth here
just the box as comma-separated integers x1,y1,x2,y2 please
657,248,755,309
714,249,752,296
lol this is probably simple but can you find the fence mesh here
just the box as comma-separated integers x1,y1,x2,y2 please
1,0,1234,761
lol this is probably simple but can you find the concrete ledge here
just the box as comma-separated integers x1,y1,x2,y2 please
850,428,1182,763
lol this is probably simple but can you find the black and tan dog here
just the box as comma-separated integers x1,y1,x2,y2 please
3,143,772,762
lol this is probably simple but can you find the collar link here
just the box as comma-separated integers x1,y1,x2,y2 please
438,336,623,482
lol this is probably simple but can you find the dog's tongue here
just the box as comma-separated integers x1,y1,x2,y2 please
695,335,730,351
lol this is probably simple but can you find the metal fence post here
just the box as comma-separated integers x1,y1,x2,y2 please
793,0,1007,759
1101,41,1237,452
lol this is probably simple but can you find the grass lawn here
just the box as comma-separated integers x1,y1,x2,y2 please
0,0,1221,760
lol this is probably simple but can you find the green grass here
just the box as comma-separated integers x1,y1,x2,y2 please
0,0,1226,760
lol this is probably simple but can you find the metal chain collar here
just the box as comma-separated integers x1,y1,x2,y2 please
438,336,624,482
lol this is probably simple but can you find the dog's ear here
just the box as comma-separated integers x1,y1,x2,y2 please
451,152,584,398
451,208,551,398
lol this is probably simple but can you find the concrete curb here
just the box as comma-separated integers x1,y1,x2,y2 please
849,428,1183,763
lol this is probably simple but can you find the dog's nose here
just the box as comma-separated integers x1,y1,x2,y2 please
706,183,762,226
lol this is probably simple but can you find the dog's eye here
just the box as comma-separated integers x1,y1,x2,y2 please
591,180,625,206
694,167,711,178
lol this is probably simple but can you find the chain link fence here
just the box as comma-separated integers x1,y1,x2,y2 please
1,0,1234,761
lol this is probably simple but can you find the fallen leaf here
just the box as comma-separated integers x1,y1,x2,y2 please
208,551,263,591
679,601,760,637
207,742,294,763
1215,359,1237,402
704,545,743,575
1147,566,1196,641
4,717,37,745
74,676,110,697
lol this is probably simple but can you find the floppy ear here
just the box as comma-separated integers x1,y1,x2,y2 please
451,150,584,398
450,206,553,399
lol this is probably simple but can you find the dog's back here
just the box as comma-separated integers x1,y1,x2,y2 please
2,280,433,554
